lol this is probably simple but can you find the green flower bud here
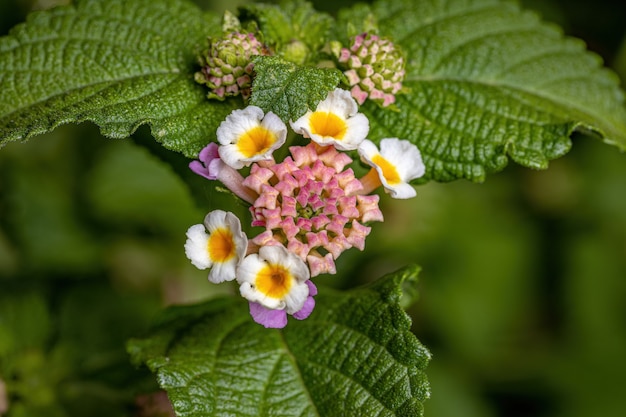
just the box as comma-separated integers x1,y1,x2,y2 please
196,32,270,101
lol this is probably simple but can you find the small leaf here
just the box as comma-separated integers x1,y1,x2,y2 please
250,56,342,122
128,265,430,417
345,0,626,182
0,0,237,158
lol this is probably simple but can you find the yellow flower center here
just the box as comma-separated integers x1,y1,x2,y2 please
309,111,347,139
255,264,293,299
372,154,401,185
207,228,236,263
237,126,277,158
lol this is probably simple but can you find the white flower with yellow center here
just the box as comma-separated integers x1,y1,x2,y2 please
217,106,287,169
290,88,369,151
184,210,248,283
237,245,311,314
358,138,425,199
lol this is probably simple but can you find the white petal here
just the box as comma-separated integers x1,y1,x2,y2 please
336,113,369,150
259,246,310,282
208,258,239,283
317,88,358,117
379,138,424,180
203,210,248,262
184,224,211,270
216,108,262,146
223,212,249,262
358,138,424,199
386,182,417,199
239,282,285,310
282,281,309,314
216,123,247,146
289,111,313,137
261,111,288,141
236,253,266,285
257,245,283,265
357,139,379,163
218,144,246,169
203,210,227,232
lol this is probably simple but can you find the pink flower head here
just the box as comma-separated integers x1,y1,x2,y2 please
243,143,383,276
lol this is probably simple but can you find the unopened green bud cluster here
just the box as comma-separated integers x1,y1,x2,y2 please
195,32,270,100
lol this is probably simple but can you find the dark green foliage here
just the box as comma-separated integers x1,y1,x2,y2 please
128,266,430,417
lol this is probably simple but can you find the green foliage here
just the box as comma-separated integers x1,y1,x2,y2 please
0,0,236,158
0,127,209,416
350,0,626,182
240,0,333,64
372,138,626,417
85,139,201,234
1,0,625,181
1,0,625,416
128,266,430,417
0,284,161,417
250,56,342,122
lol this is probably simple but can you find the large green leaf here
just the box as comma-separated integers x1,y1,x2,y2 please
0,0,236,157
3,0,624,181
345,0,626,182
128,266,430,417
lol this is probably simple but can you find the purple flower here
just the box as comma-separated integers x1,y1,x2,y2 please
189,142,258,204
189,142,222,180
248,281,318,328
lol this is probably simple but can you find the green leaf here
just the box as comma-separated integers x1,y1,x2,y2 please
349,0,626,182
85,139,201,235
0,292,52,359
0,0,237,158
0,127,101,273
128,265,430,417
250,56,342,122
240,0,333,64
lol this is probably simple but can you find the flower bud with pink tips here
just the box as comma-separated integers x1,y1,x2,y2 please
335,33,405,107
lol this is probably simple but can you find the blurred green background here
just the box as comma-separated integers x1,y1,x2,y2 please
1,0,625,416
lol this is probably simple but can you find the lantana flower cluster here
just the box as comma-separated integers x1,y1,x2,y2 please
185,88,425,328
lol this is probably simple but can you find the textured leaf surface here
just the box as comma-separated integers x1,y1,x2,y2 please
0,0,236,157
349,0,626,182
241,0,333,63
250,56,342,122
128,266,430,417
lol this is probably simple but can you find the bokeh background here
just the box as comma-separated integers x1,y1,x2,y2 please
1,0,625,416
